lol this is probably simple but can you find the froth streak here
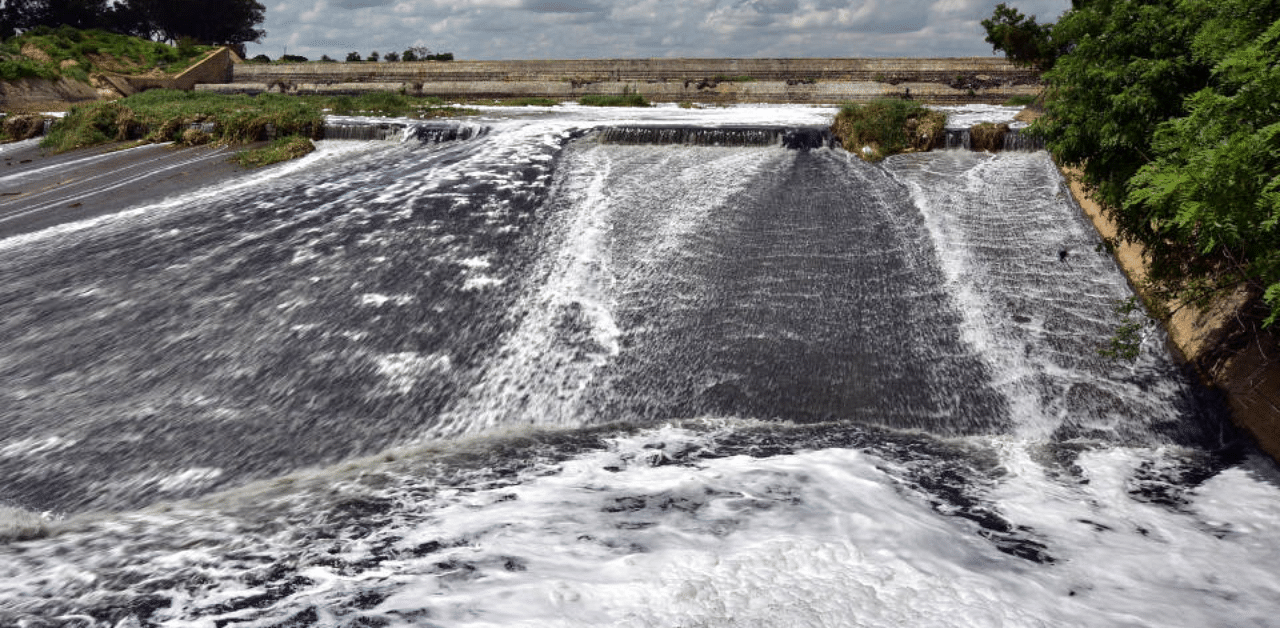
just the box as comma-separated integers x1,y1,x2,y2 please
597,125,836,149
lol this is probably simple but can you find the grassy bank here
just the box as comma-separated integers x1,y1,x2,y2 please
42,90,324,151
830,99,945,161
1,26,212,83
40,89,477,165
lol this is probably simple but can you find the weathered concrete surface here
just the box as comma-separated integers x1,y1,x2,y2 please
203,57,1040,104
1063,166,1280,459
0,77,99,111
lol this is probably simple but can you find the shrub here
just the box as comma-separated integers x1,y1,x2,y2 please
969,122,1009,152
831,98,946,161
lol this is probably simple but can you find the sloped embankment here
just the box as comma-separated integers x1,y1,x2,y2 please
1064,169,1280,458
0,76,100,112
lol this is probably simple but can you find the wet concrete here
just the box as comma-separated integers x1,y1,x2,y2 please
0,141,252,239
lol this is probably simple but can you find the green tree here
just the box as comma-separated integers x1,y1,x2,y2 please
120,0,264,44
1030,0,1280,324
1126,11,1280,323
1,0,110,33
981,2,1059,70
345,51,361,62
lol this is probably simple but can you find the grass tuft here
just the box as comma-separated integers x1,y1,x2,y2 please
234,135,316,168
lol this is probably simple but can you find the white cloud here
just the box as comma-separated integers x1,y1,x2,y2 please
247,0,1072,61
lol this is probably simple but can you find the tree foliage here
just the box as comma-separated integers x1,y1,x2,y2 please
1025,0,1280,324
981,3,1059,70
0,0,265,45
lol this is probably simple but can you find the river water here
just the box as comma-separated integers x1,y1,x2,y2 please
0,104,1277,627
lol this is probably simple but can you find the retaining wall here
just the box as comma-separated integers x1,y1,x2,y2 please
105,47,240,95
204,57,1041,104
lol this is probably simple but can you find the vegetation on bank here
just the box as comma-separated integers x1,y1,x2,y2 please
0,26,212,82
984,0,1280,327
830,98,945,161
324,92,470,117
233,135,315,167
39,89,475,154
42,90,322,152
1,0,266,49
577,94,650,107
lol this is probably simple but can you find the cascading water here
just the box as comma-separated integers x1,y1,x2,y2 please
0,105,1277,627
322,118,493,143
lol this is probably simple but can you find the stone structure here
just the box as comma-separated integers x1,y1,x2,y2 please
200,57,1041,104
105,47,241,95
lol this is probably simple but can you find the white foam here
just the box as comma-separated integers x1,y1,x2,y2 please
374,352,453,394
359,293,416,307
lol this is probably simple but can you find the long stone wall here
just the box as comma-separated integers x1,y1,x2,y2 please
203,57,1041,104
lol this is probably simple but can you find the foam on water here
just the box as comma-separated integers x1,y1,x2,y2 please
886,150,1215,446
0,423,1275,626
0,107,1273,626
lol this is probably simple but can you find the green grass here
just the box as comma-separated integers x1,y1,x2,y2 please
234,135,317,168
1003,95,1037,107
0,26,213,83
713,75,756,83
494,97,562,107
40,89,479,157
42,90,324,152
831,98,946,161
324,92,455,117
577,94,650,107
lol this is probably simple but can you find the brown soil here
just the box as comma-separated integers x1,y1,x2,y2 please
20,43,52,63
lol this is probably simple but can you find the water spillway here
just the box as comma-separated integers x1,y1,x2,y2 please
0,106,1277,627
597,125,836,149
322,118,493,143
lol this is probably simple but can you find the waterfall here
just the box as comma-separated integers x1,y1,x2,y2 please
944,126,1044,152
321,119,492,143
0,107,1274,628
945,128,972,150
598,125,836,149
1003,128,1046,151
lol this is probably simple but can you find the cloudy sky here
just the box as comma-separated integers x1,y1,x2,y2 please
248,0,1070,61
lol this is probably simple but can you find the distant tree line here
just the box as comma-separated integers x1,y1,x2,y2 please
248,47,454,64
0,0,266,45
984,0,1280,327
346,47,454,62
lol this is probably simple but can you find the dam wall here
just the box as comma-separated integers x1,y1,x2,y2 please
202,57,1041,104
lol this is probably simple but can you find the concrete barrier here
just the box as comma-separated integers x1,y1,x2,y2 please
195,57,1040,104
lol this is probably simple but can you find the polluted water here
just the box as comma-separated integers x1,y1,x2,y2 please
0,104,1277,627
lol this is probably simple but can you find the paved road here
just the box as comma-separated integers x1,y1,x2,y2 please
0,140,249,239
